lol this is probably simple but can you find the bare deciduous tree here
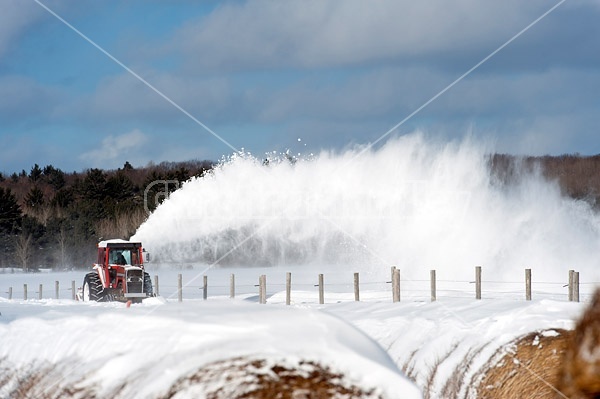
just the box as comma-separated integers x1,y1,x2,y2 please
56,225,69,270
97,209,148,240
14,233,32,272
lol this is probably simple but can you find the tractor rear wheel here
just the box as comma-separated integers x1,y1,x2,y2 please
83,272,104,302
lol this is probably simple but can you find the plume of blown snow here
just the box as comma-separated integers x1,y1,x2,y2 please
132,133,600,282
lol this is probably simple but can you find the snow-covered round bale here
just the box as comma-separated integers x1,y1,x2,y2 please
474,289,600,399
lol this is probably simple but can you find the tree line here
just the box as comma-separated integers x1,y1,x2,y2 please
0,160,212,271
489,154,600,209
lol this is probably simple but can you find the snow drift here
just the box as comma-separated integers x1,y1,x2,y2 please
0,298,420,399
1,289,594,398
133,133,600,282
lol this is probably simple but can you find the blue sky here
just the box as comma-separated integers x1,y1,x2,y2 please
0,0,599,173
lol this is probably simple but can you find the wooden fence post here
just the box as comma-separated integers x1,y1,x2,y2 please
154,275,159,296
178,274,183,302
354,272,360,302
430,270,436,302
525,269,532,301
568,270,574,301
55,281,59,300
573,271,580,303
392,268,400,303
230,273,235,299
475,266,482,300
24,284,27,300
318,274,324,305
262,275,267,304
71,280,76,300
286,272,291,305
8,287,12,300
203,275,208,300
259,275,266,304
39,284,43,300
257,276,262,304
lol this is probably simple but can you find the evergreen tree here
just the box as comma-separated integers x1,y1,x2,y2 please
78,168,108,202
29,164,43,183
0,187,22,260
44,165,66,190
51,188,74,209
25,186,45,208
0,187,21,232
106,172,134,202
174,166,190,183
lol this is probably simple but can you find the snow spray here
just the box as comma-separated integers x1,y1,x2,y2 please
132,133,600,282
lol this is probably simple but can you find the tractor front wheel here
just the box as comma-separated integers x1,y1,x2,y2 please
82,272,104,302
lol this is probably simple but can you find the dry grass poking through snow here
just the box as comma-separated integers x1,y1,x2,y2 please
474,288,600,399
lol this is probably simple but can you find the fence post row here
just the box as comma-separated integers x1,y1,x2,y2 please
4,266,588,303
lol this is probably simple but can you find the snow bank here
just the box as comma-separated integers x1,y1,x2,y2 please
0,298,420,399
326,297,584,398
0,278,592,398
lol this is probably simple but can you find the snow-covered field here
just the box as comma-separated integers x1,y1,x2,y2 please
2,136,600,397
0,267,591,398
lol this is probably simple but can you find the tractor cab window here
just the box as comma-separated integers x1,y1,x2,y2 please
111,249,131,265
97,248,106,264
131,251,139,266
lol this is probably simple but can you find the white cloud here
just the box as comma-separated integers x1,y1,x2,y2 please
0,0,101,61
0,1,42,59
171,0,550,71
0,75,64,120
80,129,149,168
78,71,232,125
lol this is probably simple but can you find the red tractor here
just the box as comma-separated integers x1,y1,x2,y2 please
81,239,153,302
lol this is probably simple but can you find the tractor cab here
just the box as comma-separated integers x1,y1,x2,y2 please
98,240,144,266
80,239,153,302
